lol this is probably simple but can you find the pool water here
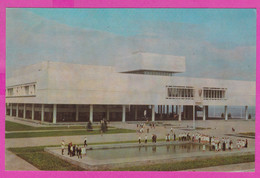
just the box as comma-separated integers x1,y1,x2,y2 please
86,143,211,160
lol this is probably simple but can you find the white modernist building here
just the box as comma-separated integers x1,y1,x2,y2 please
5,52,256,123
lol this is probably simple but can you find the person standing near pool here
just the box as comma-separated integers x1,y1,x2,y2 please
68,142,72,155
78,147,82,159
70,144,73,157
145,135,148,143
138,136,141,144
61,140,65,155
245,139,248,148
202,144,206,152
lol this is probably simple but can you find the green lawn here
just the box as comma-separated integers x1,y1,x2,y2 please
8,146,84,171
239,132,255,137
111,154,255,171
6,128,135,138
8,144,255,171
5,120,110,131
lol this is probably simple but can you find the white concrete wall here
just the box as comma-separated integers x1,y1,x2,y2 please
115,52,186,73
6,61,256,106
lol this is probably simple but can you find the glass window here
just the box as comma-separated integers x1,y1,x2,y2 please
203,88,226,100
8,88,13,96
166,86,194,99
25,86,29,95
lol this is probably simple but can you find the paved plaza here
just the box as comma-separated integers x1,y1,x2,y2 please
5,116,255,171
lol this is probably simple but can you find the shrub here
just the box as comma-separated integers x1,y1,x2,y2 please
228,113,232,118
248,114,251,119
100,120,108,133
221,113,224,118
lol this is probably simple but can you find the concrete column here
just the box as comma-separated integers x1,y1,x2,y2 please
205,106,209,120
152,105,155,122
203,106,206,121
225,105,228,121
135,106,137,120
76,105,79,122
32,104,35,120
193,105,196,129
16,104,19,117
183,106,186,120
23,104,26,118
41,104,44,122
245,106,248,120
122,105,126,122
89,105,93,123
53,104,57,124
106,106,110,121
160,105,162,118
178,105,181,121
10,103,12,116
172,106,175,120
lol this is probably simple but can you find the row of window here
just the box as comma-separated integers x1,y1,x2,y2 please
167,86,194,99
203,88,226,100
143,71,174,76
166,86,227,100
6,83,36,97
129,70,174,76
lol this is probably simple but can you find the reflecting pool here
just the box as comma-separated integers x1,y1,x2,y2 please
87,143,211,160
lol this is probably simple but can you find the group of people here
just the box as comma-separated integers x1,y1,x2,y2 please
137,122,156,133
190,133,249,151
138,134,157,144
136,125,250,153
67,142,83,158
61,137,88,159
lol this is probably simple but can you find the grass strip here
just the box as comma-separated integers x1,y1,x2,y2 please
5,120,108,131
6,128,135,138
110,154,255,171
239,132,255,137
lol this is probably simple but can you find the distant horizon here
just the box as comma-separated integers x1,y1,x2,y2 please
6,8,256,81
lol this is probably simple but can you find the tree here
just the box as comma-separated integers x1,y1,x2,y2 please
87,121,93,131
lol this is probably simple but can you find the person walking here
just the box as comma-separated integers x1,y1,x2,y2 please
84,137,88,147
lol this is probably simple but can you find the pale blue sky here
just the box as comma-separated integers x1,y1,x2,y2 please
25,8,256,44
6,8,256,80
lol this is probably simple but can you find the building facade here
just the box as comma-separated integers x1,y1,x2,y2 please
5,53,256,123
